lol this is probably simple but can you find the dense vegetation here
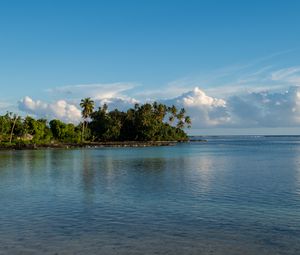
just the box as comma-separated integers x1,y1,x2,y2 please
0,99,191,146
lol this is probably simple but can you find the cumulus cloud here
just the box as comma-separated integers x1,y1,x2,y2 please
18,97,81,123
161,86,300,129
16,84,300,130
17,82,141,123
227,86,300,127
17,96,139,124
164,87,230,128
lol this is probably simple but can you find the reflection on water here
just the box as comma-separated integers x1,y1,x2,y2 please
0,137,300,254
292,145,300,196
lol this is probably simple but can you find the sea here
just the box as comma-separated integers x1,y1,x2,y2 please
0,136,299,254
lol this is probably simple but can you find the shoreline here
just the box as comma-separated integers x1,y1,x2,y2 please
0,141,179,150
0,139,208,150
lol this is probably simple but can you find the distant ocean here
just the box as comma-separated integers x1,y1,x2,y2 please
0,136,299,254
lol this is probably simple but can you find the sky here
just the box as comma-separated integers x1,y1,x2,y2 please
1,0,300,135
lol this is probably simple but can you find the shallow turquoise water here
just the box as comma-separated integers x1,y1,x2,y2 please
0,136,300,254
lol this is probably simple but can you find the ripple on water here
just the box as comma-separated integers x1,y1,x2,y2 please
0,137,300,254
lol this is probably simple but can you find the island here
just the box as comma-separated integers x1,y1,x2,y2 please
0,98,192,149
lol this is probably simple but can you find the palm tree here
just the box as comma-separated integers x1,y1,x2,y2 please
176,108,185,128
184,116,192,129
177,108,186,119
170,105,177,116
175,108,192,129
102,103,108,113
153,102,167,121
168,105,177,124
80,97,95,142
9,113,18,144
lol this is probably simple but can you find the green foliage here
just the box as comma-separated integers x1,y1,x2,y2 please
80,98,95,119
49,119,81,143
0,113,11,141
0,101,191,146
80,97,95,142
0,112,23,143
90,102,191,141
24,117,52,143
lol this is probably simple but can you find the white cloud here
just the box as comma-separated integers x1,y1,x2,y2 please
96,97,139,111
181,87,226,107
47,82,138,100
17,96,139,124
160,86,300,129
46,82,140,114
18,97,82,123
15,86,300,129
15,83,300,130
0,101,12,110
164,87,230,128
0,100,18,114
12,57,300,131
271,67,300,81
227,86,300,127
271,66,300,85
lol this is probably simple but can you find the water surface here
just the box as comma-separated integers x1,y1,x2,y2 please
0,136,300,254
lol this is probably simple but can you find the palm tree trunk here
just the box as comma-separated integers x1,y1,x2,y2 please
81,121,85,143
9,115,18,144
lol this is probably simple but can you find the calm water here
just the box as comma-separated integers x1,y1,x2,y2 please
0,136,300,255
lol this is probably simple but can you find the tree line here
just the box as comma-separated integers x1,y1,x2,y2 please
0,98,191,145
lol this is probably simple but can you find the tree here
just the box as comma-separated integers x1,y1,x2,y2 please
9,113,18,144
184,116,192,129
0,101,191,146
89,105,109,141
0,113,11,142
134,103,159,140
168,105,177,124
153,102,167,122
49,119,80,142
80,97,95,142
176,108,186,129
24,117,52,143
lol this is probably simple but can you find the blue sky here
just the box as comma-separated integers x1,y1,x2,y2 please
1,0,300,134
